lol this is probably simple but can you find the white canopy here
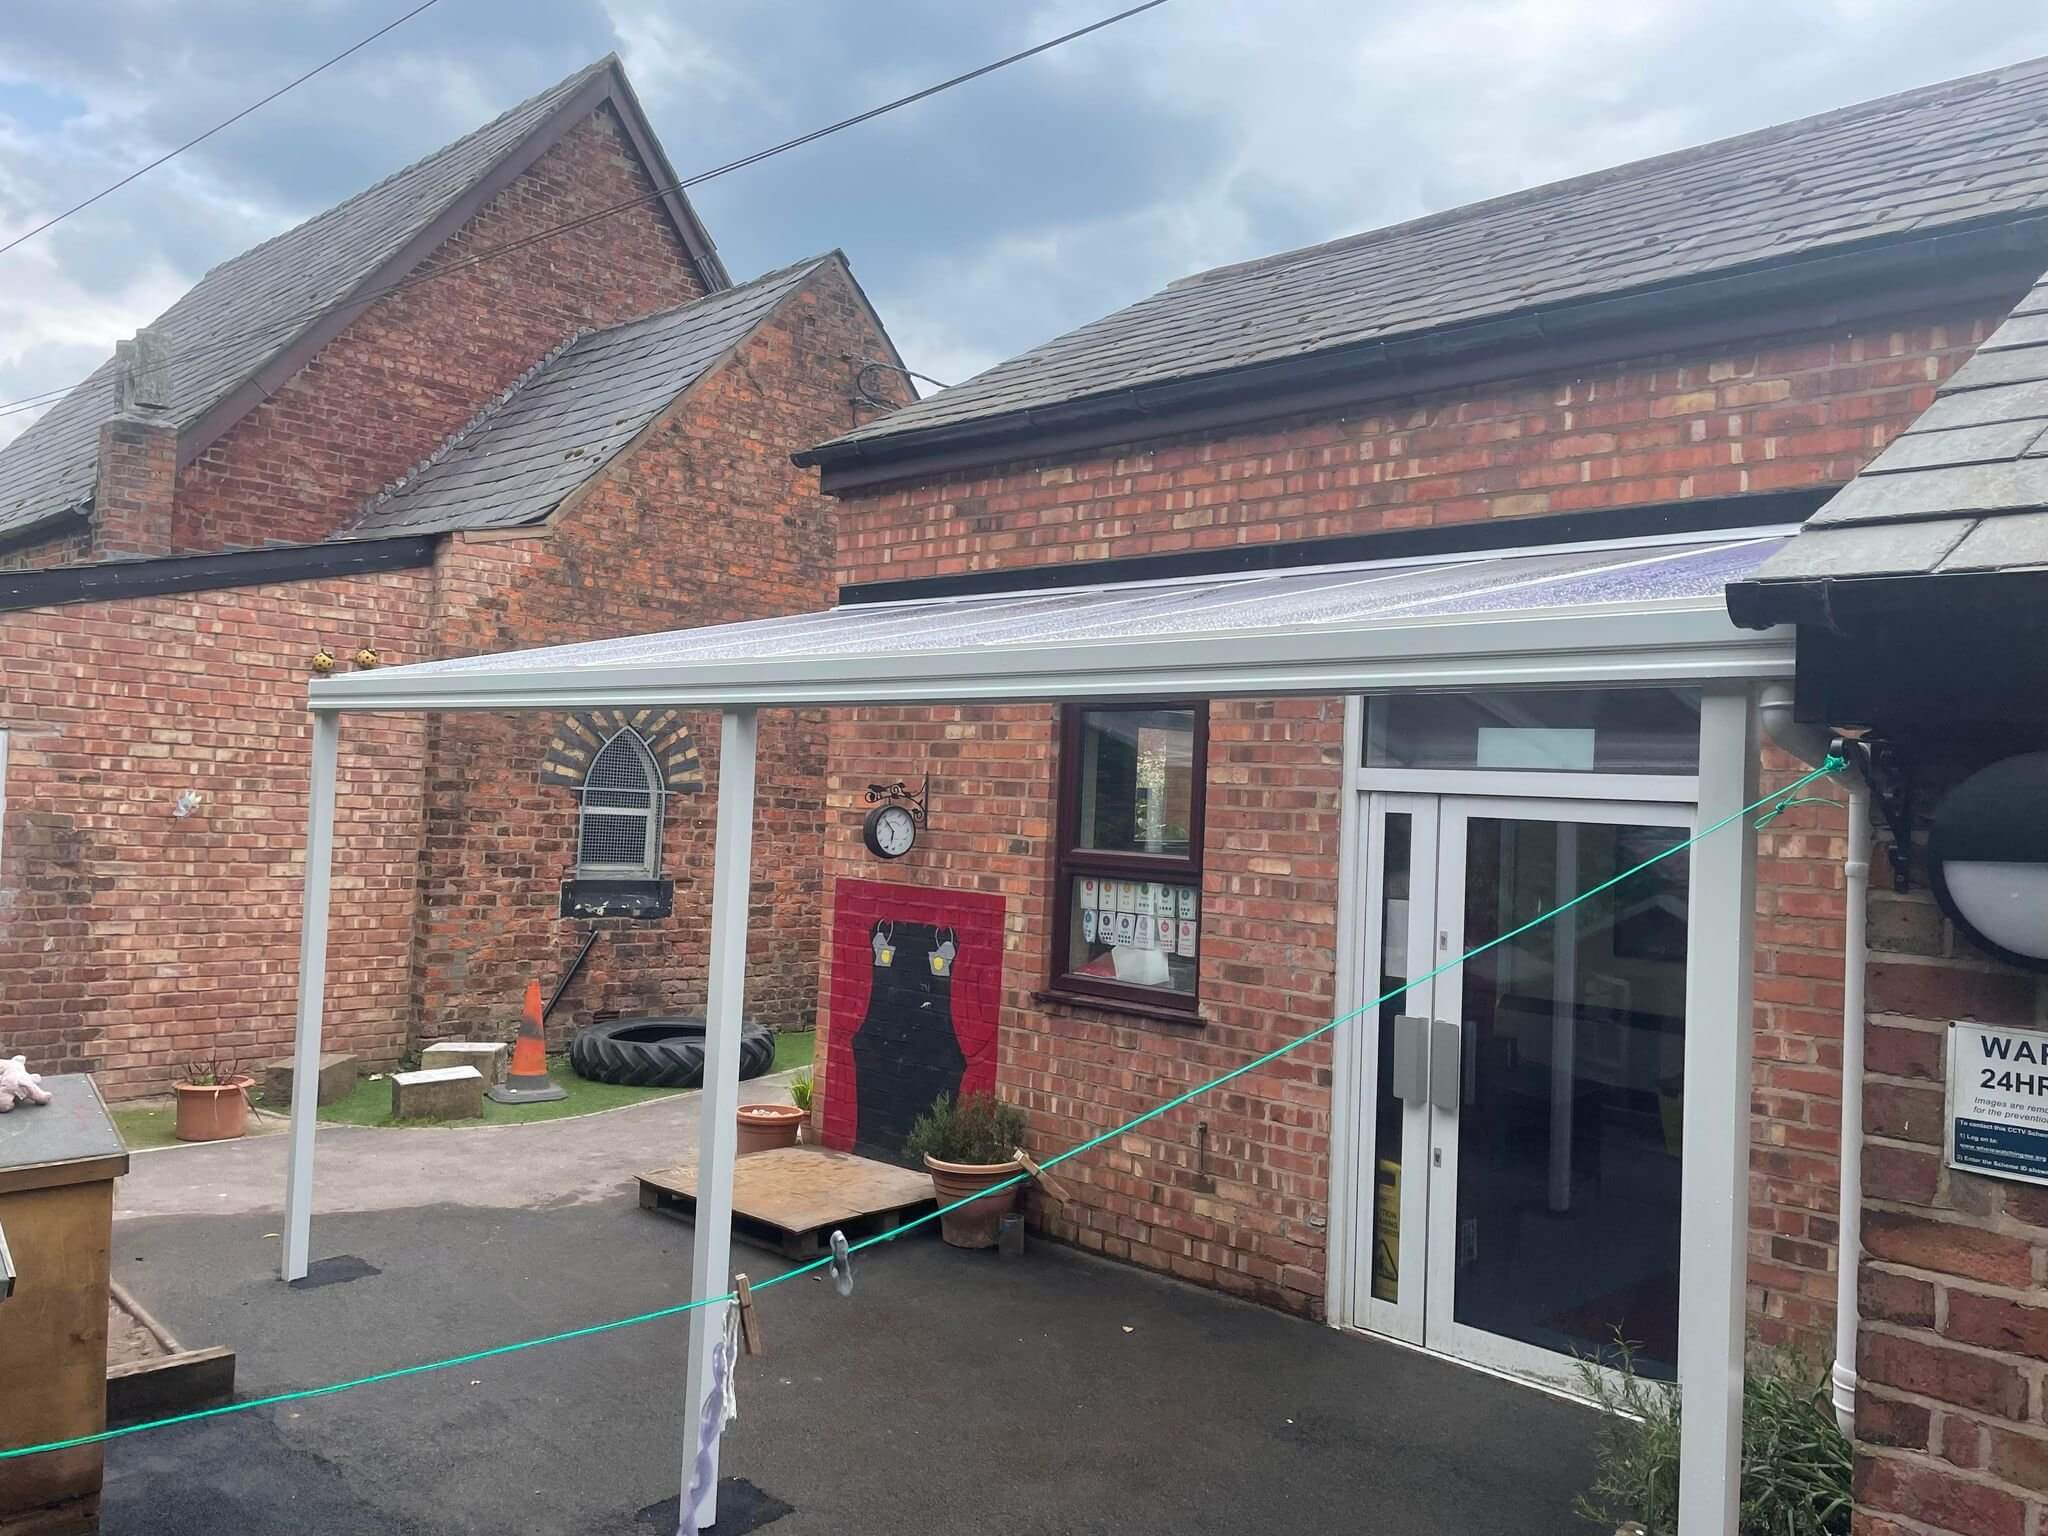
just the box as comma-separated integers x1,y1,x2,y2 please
309,529,1794,713
284,520,1795,1535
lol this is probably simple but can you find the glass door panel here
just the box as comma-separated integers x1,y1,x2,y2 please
1425,800,1692,1387
1351,795,1436,1342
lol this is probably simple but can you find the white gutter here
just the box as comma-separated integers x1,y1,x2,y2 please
1759,684,1869,1437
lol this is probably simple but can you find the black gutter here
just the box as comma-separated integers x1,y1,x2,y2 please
797,213,2048,490
843,489,1824,606
0,534,439,614
1726,564,2048,631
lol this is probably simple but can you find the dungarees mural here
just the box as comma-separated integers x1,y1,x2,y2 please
825,881,1003,1163
850,923,967,1162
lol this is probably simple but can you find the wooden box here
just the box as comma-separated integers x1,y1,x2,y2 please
0,1075,129,1536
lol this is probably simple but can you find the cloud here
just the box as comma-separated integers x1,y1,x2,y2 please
4,0,2048,447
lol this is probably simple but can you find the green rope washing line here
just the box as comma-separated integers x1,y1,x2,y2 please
0,753,1845,1463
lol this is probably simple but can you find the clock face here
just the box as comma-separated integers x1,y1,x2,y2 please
865,803,918,859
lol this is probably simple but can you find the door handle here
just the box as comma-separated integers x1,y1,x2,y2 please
1390,1015,1428,1103
1429,1018,1461,1113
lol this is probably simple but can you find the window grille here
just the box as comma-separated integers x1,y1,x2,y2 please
579,731,662,877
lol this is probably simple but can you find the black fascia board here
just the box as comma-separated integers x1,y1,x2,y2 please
1727,564,2048,632
0,535,438,614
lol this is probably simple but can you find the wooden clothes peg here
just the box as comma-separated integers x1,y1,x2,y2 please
1014,1148,1074,1205
733,1273,765,1357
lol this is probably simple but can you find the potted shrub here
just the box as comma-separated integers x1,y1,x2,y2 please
174,1059,254,1143
787,1069,816,1143
903,1091,1028,1249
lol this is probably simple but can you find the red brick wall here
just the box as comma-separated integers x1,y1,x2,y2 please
1852,759,2048,1536
818,302,2010,1334
0,113,897,1093
92,414,176,557
170,104,706,555
0,571,433,1095
408,263,900,1044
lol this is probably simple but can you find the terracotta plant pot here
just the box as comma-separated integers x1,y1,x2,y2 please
924,1155,1024,1248
173,1076,253,1143
736,1102,805,1156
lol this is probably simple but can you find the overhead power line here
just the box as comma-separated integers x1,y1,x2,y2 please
0,0,1169,425
0,0,445,257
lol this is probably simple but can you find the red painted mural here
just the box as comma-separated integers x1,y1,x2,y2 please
823,878,1003,1158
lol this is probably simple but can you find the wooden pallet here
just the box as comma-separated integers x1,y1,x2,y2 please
637,1146,935,1259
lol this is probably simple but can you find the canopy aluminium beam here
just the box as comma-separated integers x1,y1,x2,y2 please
306,604,1794,715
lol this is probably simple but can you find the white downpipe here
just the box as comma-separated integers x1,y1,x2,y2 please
1832,780,1870,1436
1757,685,1868,1437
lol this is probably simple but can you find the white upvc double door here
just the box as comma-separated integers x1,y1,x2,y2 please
1348,790,1695,1392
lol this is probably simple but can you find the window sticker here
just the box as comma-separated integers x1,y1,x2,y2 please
1177,885,1197,920
1178,919,1197,956
1081,908,1097,943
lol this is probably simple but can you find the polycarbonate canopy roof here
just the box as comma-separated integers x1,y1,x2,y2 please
312,531,1796,714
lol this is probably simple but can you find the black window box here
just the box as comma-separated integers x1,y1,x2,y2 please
560,878,674,920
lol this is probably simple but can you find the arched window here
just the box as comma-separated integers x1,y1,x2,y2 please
579,730,663,878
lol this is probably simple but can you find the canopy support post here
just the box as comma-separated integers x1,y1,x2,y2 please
682,707,757,1531
1677,685,1758,1536
282,709,339,1283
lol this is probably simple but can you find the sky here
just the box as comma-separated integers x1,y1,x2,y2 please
3,0,2048,448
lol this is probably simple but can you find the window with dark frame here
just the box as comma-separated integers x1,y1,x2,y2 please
1051,703,1208,1013
578,730,664,878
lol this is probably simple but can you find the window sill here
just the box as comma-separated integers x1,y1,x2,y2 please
560,877,673,920
1032,989,1206,1027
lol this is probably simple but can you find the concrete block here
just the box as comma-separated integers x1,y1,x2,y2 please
262,1052,360,1107
390,1066,484,1122
420,1041,509,1085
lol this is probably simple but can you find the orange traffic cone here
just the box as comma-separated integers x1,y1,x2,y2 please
488,979,566,1104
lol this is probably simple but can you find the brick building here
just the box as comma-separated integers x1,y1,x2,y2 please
0,57,903,1097
780,51,2048,1403
1731,264,2048,1533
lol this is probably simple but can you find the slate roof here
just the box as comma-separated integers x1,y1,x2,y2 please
347,257,834,538
1729,266,2048,607
808,55,2048,464
0,55,723,547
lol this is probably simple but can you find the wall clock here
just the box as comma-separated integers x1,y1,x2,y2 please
863,802,919,859
861,776,929,861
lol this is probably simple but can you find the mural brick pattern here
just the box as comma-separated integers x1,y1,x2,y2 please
823,878,1003,1162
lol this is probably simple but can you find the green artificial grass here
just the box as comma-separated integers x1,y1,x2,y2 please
314,1054,676,1128
772,1029,815,1074
110,1105,187,1150
111,1033,819,1143
316,1031,816,1129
